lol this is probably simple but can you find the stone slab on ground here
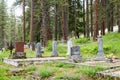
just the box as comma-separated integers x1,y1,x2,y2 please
97,68,120,80
65,59,120,68
3,57,67,66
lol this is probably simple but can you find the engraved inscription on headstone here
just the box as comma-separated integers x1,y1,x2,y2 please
70,46,82,62
67,40,72,55
52,41,58,57
94,36,106,61
36,43,42,57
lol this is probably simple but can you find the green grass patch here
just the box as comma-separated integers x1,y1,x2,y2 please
55,62,74,68
55,72,81,80
76,66,106,78
74,38,90,44
39,67,55,78
25,65,36,73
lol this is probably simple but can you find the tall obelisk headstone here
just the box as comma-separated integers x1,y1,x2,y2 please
94,35,106,61
67,40,72,56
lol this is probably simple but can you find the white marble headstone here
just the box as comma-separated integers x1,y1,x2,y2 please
67,40,72,56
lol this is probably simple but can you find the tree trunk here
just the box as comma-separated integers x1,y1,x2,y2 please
22,0,25,43
110,3,114,32
41,0,47,46
86,0,90,38
90,0,93,36
74,0,77,38
83,0,86,37
118,3,120,33
101,0,105,35
54,4,58,40
30,0,34,43
61,1,68,41
93,0,98,41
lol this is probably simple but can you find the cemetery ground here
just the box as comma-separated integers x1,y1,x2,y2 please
0,32,120,80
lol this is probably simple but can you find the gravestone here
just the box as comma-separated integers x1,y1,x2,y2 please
30,43,35,51
67,40,72,56
12,42,26,59
94,35,106,61
36,43,42,57
70,46,82,62
52,41,58,57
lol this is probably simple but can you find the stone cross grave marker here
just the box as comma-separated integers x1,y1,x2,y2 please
52,41,58,57
67,40,72,56
70,46,82,62
12,42,26,59
36,42,42,57
94,35,106,61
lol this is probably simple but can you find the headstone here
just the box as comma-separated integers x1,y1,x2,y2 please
67,40,72,56
12,42,26,59
36,43,42,57
70,46,82,62
94,35,106,61
52,41,58,57
15,42,24,52
30,43,35,51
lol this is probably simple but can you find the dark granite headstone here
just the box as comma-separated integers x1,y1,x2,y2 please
36,43,42,57
52,41,58,57
70,46,82,62
12,42,26,59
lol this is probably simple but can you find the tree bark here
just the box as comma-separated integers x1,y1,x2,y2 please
74,0,77,38
41,0,47,46
61,0,68,41
110,3,114,32
22,0,25,43
54,4,58,40
93,0,98,41
86,0,90,38
90,0,93,36
118,3,120,33
30,0,34,43
101,0,105,35
83,0,86,37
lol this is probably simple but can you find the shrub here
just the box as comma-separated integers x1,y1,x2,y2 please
45,41,52,51
74,38,90,44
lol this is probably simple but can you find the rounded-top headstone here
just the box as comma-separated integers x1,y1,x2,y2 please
52,41,58,57
36,42,42,57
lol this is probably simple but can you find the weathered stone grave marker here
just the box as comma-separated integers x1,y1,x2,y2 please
52,41,58,57
67,40,72,56
30,43,35,51
70,46,82,62
94,35,106,61
36,43,42,57
12,42,26,59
